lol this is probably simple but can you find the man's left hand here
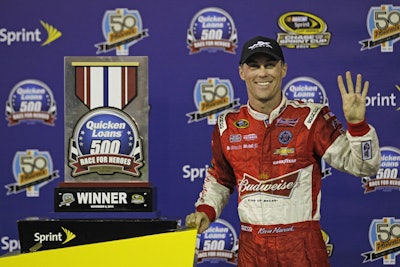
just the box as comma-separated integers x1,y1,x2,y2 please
337,71,369,124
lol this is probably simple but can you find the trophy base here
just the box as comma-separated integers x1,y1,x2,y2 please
54,182,155,212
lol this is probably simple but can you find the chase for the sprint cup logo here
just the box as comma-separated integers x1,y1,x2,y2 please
68,107,143,177
5,79,57,126
277,11,331,49
187,7,237,54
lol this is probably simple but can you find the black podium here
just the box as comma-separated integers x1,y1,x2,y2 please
18,218,178,253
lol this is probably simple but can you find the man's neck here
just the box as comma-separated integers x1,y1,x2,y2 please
249,93,282,115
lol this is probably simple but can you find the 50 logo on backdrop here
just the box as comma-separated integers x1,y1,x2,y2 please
95,8,148,55
186,77,240,125
363,217,400,265
5,149,59,197
360,4,400,52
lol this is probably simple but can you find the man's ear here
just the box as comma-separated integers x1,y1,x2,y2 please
282,62,288,78
238,65,245,80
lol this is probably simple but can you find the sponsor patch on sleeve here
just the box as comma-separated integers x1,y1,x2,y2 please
362,140,372,160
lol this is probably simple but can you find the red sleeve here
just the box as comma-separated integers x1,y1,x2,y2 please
196,204,216,222
311,107,344,157
208,126,236,193
347,119,370,136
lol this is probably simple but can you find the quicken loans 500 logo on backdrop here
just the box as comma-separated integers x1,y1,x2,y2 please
196,219,238,265
362,146,400,193
5,79,57,126
68,107,143,177
187,7,238,54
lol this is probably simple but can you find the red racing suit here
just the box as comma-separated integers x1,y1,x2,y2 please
195,96,381,267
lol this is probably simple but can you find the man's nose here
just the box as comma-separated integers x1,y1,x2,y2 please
258,66,270,75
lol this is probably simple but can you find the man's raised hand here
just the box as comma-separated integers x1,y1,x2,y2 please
337,71,369,124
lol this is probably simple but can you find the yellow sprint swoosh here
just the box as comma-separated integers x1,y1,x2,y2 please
40,20,62,46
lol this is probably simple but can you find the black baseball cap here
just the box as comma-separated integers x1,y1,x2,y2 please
239,36,284,64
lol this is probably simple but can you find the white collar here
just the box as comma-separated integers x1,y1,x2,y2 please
247,95,288,122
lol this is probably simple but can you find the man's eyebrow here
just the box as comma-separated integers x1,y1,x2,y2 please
245,59,257,64
246,59,278,65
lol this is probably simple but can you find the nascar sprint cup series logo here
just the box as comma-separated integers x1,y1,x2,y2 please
360,4,400,52
186,77,240,125
277,11,331,49
95,8,148,55
5,79,57,126
187,7,237,54
68,107,143,177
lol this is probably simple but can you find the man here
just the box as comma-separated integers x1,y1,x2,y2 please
185,36,381,266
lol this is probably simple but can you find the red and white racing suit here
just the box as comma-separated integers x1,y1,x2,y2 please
195,96,381,267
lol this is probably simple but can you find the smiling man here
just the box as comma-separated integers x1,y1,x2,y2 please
186,36,381,267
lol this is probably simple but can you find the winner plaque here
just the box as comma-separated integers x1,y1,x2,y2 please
55,56,153,212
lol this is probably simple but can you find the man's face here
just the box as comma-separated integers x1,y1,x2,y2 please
239,53,287,106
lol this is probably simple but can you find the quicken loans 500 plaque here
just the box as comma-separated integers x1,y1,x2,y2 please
55,56,153,212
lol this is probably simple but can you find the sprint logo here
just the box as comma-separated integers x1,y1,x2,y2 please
0,20,62,46
29,227,76,252
33,227,76,244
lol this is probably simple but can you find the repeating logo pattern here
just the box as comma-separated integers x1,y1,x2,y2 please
187,7,237,54
360,5,400,52
363,146,400,193
96,8,148,55
5,79,57,126
186,77,240,125
196,219,238,265
277,11,331,48
363,217,400,265
5,149,59,197
0,20,61,46
283,77,328,105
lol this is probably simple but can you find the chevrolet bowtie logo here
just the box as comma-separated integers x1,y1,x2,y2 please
274,147,295,156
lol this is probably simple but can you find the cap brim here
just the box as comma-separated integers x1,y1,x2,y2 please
240,51,281,64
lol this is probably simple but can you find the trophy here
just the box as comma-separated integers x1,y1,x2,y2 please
54,56,153,213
